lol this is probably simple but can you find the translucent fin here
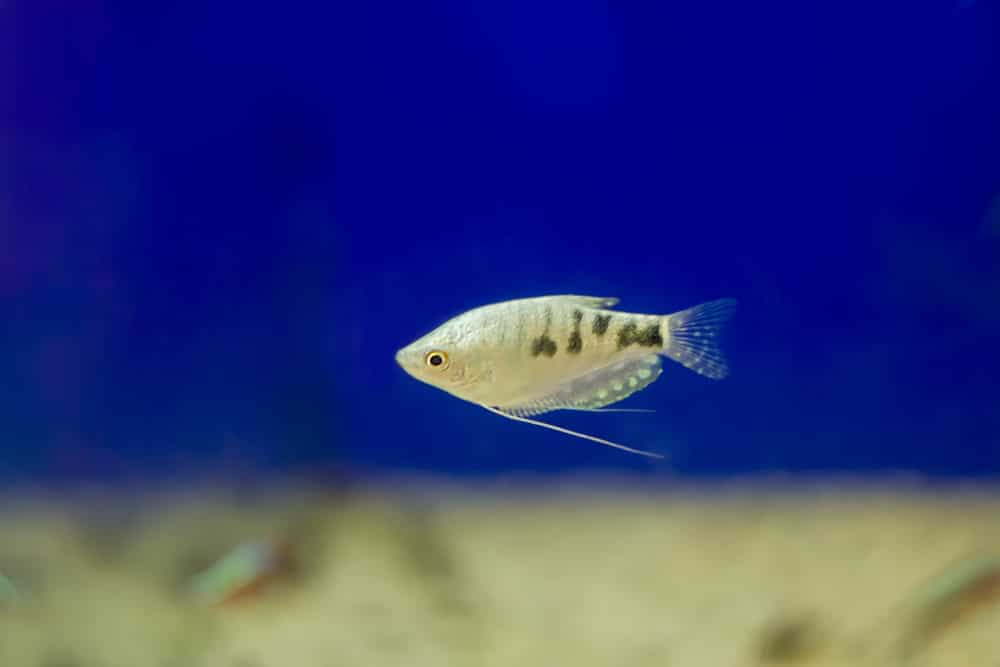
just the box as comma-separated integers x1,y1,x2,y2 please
498,355,663,417
481,405,664,459
662,298,737,380
560,295,620,309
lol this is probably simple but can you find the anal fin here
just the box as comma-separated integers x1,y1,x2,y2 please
498,354,663,417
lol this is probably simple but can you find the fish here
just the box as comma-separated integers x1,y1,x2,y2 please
189,541,290,606
395,295,737,458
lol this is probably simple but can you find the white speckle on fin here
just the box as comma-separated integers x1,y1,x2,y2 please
663,298,736,380
498,354,663,417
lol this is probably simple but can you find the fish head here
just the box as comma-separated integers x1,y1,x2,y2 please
395,319,487,402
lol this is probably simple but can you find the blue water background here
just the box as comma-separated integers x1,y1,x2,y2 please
3,0,999,483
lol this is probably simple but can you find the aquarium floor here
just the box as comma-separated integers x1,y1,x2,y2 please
1,478,998,667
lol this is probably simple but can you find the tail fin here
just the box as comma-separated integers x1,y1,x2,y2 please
661,298,737,380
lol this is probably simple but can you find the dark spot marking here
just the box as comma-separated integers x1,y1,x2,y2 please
531,334,557,357
617,321,664,350
638,323,664,347
567,332,582,354
592,314,612,336
530,306,558,357
616,322,638,350
567,309,583,354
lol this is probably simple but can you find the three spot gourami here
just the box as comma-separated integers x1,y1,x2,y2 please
395,295,736,458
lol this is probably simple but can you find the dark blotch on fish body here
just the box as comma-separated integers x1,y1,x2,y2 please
592,314,612,336
640,324,664,347
567,309,583,354
617,321,663,350
531,335,558,357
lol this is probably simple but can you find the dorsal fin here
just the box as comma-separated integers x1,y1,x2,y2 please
559,295,620,309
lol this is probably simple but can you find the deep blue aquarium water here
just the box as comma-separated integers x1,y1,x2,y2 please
3,0,999,485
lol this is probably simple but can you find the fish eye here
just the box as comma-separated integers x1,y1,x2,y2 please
425,350,449,369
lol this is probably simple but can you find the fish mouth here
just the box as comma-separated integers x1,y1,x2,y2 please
394,349,408,369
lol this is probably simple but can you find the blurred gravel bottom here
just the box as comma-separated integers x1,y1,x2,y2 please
1,477,998,667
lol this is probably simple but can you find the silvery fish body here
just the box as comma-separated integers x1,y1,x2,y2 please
395,295,736,457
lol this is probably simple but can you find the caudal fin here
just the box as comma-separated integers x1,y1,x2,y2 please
662,298,737,380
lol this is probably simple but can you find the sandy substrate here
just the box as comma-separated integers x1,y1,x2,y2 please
1,476,998,667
